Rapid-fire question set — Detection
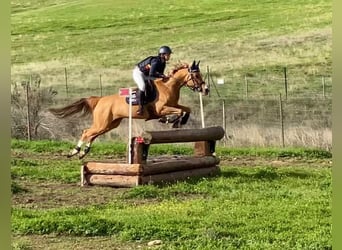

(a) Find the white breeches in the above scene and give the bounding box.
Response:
[132,67,146,91]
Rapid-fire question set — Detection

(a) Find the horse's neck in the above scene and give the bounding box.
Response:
[155,68,187,101]
[155,77,181,101]
[166,69,187,90]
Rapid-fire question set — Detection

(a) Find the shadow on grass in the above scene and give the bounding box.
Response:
[220,167,314,180]
[143,167,314,189]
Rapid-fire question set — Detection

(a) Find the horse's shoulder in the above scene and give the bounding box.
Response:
[154,79,165,85]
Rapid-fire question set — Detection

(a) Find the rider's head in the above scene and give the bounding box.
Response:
[158,46,172,61]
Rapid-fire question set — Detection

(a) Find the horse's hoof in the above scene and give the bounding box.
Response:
[67,148,79,158]
[172,122,181,128]
[159,117,168,123]
[78,151,87,159]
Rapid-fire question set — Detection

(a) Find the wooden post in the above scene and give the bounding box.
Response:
[283,67,288,100]
[131,137,149,164]
[206,65,210,97]
[279,94,285,147]
[25,77,31,141]
[194,141,212,156]
[322,76,325,99]
[245,75,248,100]
[64,67,69,98]
[222,100,227,145]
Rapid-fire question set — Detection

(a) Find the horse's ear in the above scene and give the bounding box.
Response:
[196,60,200,67]
[191,60,196,68]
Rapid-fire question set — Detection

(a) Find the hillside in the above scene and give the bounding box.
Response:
[11,0,332,85]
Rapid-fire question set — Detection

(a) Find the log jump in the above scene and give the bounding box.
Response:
[81,126,225,187]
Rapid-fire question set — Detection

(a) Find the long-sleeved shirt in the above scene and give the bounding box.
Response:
[137,56,166,78]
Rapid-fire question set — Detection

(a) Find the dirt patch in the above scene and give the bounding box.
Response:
[12,235,145,250]
[12,181,128,209]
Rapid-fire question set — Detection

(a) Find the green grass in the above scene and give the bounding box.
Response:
[11,139,332,249]
[11,139,331,159]
[11,0,331,81]
[11,158,79,183]
[12,166,331,249]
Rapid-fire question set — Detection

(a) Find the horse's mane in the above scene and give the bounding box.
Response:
[168,62,189,76]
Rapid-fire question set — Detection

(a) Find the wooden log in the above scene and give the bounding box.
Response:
[194,141,213,156]
[141,126,224,144]
[84,162,142,175]
[84,174,139,187]
[143,156,219,175]
[140,166,220,185]
[131,140,149,164]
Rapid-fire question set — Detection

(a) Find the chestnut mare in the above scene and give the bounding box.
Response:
[49,60,208,159]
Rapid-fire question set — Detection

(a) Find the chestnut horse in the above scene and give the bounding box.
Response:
[49,60,208,159]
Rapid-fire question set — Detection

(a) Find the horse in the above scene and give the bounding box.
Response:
[49,60,208,159]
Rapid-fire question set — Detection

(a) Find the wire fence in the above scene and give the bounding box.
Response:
[11,67,332,150]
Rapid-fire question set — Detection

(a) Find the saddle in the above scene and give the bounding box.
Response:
[125,80,157,105]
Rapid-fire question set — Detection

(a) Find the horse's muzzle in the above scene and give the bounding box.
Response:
[201,83,209,96]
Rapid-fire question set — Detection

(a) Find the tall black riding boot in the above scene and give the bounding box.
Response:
[137,91,145,115]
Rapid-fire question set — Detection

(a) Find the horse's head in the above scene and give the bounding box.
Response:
[185,60,209,96]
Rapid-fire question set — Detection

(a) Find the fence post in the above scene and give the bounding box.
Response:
[279,93,285,147]
[245,75,248,100]
[26,76,31,141]
[64,67,69,98]
[206,65,210,97]
[322,76,325,99]
[222,100,227,146]
[283,67,288,100]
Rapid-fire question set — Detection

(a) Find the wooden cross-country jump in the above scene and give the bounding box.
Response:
[81,126,225,187]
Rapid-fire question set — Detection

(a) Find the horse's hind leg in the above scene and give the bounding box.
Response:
[78,118,123,159]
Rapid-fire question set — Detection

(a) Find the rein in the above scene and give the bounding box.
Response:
[169,68,203,91]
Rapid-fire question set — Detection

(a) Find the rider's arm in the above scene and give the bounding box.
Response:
[149,58,165,78]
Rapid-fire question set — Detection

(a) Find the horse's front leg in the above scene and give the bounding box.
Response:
[158,105,190,128]
[175,105,191,125]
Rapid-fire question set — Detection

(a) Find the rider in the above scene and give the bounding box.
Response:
[132,45,172,115]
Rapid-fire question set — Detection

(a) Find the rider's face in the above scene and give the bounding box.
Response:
[163,53,171,61]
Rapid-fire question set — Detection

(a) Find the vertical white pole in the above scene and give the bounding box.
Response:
[128,88,133,164]
[199,92,205,128]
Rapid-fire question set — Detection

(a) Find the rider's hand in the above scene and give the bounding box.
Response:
[162,75,169,82]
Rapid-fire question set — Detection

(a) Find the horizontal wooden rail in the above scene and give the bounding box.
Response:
[141,126,225,144]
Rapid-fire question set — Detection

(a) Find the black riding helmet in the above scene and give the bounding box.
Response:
[159,46,172,55]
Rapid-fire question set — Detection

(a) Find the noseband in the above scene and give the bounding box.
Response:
[184,69,205,92]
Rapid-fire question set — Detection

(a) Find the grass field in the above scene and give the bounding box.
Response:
[11,0,331,93]
[11,140,332,249]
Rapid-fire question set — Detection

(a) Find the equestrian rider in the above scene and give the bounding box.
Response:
[132,45,172,115]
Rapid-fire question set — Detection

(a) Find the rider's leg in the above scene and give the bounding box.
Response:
[137,90,145,115]
[132,67,146,115]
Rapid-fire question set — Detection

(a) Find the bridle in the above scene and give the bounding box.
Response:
[183,68,205,92]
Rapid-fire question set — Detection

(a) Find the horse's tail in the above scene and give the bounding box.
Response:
[49,96,101,119]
